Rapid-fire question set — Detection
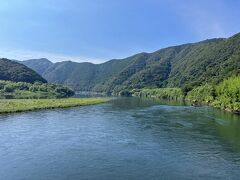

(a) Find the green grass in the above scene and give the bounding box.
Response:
[0,98,110,114]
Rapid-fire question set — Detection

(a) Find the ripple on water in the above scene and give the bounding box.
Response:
[0,98,240,180]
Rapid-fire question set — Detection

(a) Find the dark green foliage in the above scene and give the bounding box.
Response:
[119,90,132,97]
[181,85,194,96]
[0,80,75,99]
[21,33,240,94]
[54,86,75,98]
[0,58,47,83]
[4,84,14,93]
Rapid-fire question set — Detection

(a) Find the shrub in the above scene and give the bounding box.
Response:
[212,76,240,111]
[54,86,75,98]
[186,84,215,103]
[4,84,14,92]
[119,90,132,97]
[136,88,184,101]
[0,81,7,90]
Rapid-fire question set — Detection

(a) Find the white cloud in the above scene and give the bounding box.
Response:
[0,48,105,64]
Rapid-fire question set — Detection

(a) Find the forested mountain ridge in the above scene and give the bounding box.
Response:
[19,58,53,75]
[0,58,47,83]
[19,33,240,93]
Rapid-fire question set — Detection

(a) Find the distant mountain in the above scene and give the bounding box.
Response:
[0,58,47,83]
[19,58,53,75]
[20,33,240,93]
[42,59,133,92]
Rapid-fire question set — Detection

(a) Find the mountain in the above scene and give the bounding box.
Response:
[20,33,240,93]
[0,58,47,83]
[19,58,53,75]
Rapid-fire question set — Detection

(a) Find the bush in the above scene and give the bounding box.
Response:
[0,81,7,90]
[29,85,39,92]
[186,84,215,103]
[54,86,75,98]
[135,88,184,101]
[212,76,240,111]
[119,90,132,97]
[4,84,14,92]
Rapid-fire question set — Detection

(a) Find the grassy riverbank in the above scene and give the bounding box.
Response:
[132,76,240,114]
[0,98,110,114]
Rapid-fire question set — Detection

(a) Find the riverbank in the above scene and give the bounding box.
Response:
[0,80,75,99]
[132,88,184,101]
[0,98,110,114]
[131,76,240,114]
[133,88,240,114]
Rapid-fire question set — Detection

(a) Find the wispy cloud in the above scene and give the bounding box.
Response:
[0,48,105,64]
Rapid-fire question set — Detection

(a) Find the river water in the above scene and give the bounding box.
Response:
[0,97,240,180]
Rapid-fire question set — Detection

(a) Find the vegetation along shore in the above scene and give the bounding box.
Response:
[132,76,240,114]
[0,98,110,114]
[0,80,110,114]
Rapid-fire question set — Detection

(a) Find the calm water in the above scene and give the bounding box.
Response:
[0,97,240,180]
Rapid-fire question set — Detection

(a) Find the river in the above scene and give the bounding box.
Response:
[0,97,240,180]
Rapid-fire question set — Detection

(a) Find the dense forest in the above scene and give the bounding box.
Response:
[20,32,240,94]
[0,58,47,83]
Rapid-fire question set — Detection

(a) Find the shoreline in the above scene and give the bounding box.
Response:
[0,98,110,114]
[133,91,240,115]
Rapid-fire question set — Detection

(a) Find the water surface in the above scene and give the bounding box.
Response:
[0,97,240,180]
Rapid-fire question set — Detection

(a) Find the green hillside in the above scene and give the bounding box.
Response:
[0,58,47,83]
[42,58,132,92]
[19,58,53,75]
[21,33,240,93]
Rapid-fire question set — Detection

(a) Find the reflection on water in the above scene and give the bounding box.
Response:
[212,109,240,152]
[0,97,239,180]
[74,91,109,98]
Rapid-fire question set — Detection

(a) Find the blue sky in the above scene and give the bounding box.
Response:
[0,0,239,63]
